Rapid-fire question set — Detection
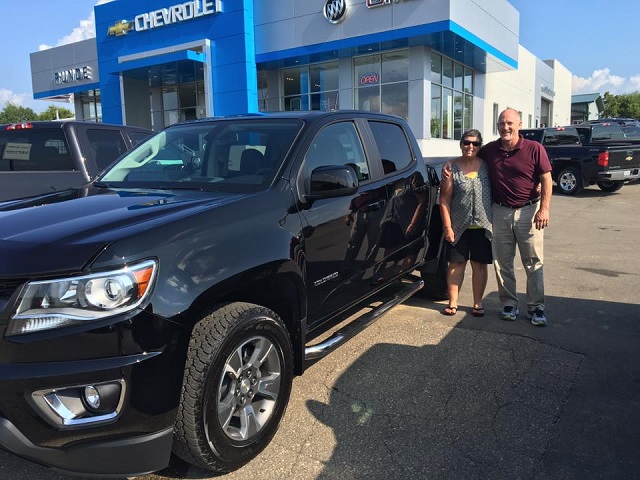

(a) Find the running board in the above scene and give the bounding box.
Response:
[304,274,423,362]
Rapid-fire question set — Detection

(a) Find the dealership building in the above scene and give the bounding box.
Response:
[29,0,572,157]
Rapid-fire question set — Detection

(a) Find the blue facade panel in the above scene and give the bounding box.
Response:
[94,0,258,122]
[33,82,100,100]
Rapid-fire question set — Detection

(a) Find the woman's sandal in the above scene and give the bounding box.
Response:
[472,306,485,317]
[442,306,458,316]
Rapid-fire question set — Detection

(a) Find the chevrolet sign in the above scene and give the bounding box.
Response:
[108,0,221,36]
[108,20,133,36]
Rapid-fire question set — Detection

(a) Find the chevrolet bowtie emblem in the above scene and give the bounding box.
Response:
[108,20,134,36]
[626,155,633,161]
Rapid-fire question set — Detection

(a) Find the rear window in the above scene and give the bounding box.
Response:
[590,125,626,142]
[521,130,543,143]
[622,125,640,140]
[0,128,74,171]
[543,129,580,146]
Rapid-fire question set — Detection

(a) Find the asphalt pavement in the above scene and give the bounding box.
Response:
[2,181,639,480]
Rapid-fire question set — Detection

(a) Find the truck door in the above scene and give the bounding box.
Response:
[298,121,380,324]
[300,119,421,326]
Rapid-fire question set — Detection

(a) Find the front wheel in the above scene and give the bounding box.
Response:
[173,302,294,473]
[597,180,624,193]
[556,167,583,195]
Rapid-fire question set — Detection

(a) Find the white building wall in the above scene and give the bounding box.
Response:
[483,45,537,142]
[253,0,518,62]
[547,59,572,126]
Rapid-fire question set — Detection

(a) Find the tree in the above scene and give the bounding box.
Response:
[0,103,38,123]
[602,91,640,119]
[38,105,74,121]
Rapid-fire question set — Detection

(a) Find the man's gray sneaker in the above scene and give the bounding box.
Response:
[528,308,547,326]
[501,306,519,321]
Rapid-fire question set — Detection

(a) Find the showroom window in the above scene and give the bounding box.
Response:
[80,89,102,122]
[430,53,474,140]
[281,61,339,112]
[354,50,409,120]
[149,60,205,130]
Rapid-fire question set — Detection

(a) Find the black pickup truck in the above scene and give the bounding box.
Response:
[0,111,446,476]
[520,124,640,194]
[0,121,152,201]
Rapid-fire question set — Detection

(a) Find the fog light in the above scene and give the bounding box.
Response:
[29,379,126,428]
[84,386,101,410]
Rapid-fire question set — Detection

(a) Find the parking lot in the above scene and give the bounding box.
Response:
[2,182,639,480]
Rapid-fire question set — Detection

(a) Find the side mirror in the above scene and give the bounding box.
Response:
[187,155,202,172]
[304,165,359,202]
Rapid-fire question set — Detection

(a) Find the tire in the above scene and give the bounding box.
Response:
[556,167,583,195]
[597,180,624,193]
[417,245,449,300]
[173,302,294,473]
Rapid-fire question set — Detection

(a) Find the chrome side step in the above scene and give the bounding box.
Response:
[304,274,423,362]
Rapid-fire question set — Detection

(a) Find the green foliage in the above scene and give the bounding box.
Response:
[0,103,38,123]
[602,92,640,119]
[0,102,75,124]
[37,105,74,121]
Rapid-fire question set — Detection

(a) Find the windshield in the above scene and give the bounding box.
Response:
[99,118,303,193]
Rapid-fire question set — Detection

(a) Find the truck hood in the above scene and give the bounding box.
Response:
[0,186,245,276]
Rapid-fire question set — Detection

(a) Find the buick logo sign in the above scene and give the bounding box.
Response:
[324,0,347,24]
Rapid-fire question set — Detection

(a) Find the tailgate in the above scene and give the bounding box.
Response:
[606,146,640,170]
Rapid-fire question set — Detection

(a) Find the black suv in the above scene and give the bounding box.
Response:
[0,111,445,476]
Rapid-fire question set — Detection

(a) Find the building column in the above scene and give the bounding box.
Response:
[408,45,430,153]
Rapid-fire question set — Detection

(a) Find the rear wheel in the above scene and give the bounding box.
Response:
[418,246,449,300]
[556,167,583,195]
[173,302,293,473]
[597,180,624,193]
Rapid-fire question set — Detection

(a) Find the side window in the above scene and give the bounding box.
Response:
[86,129,128,170]
[368,120,413,174]
[130,130,152,145]
[305,122,369,181]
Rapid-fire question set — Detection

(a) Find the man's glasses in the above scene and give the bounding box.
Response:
[461,140,482,147]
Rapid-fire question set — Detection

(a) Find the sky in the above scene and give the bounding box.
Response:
[1,0,639,113]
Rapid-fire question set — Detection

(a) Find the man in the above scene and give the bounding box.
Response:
[479,108,552,326]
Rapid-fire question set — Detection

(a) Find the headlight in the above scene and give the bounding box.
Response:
[7,259,157,336]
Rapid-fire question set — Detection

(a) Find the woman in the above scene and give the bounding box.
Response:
[439,129,493,316]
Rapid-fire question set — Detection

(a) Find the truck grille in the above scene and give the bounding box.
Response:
[0,279,25,313]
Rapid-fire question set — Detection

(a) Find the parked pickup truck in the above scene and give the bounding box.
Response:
[0,120,153,201]
[520,125,640,194]
[0,111,446,477]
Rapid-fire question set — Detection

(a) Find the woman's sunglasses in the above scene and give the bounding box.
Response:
[461,140,482,147]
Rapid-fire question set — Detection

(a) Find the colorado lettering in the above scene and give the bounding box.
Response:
[135,0,219,32]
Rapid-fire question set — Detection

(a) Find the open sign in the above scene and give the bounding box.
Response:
[359,73,379,85]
